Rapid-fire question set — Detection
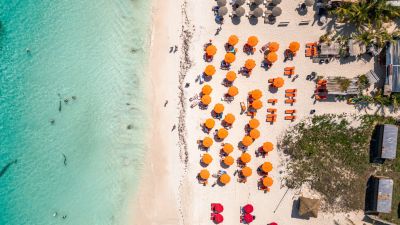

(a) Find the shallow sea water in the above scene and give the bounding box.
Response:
[0,0,151,224]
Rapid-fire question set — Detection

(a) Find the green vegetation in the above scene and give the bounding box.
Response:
[357,74,370,91]
[279,114,400,223]
[334,77,351,92]
[352,91,400,111]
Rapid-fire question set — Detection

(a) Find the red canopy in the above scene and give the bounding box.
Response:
[213,213,224,223]
[212,203,224,213]
[243,213,254,223]
[243,204,254,213]
[269,223,278,225]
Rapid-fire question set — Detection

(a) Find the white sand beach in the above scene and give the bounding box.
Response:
[132,0,396,224]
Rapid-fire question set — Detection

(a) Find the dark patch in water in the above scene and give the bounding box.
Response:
[0,159,18,178]
[62,153,67,166]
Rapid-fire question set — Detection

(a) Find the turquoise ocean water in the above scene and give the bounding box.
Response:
[0,0,151,224]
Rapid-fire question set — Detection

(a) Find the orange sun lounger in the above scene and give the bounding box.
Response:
[285,99,296,104]
[284,116,296,121]
[285,93,296,98]
[267,108,277,113]
[285,109,296,114]
[285,89,297,93]
[267,98,277,104]
[284,67,295,76]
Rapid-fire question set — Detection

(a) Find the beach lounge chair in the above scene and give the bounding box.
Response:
[305,48,312,57]
[267,98,277,104]
[285,109,296,114]
[284,67,295,76]
[285,89,297,93]
[284,116,296,121]
[285,99,296,104]
[285,93,296,98]
[268,78,274,83]
[266,117,276,123]
[240,102,247,113]
[191,101,199,108]
[267,108,277,113]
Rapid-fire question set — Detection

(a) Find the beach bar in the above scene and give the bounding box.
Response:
[365,176,394,214]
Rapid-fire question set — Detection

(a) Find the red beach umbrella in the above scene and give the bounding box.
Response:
[213,203,224,213]
[213,213,224,223]
[269,223,278,225]
[243,213,254,223]
[243,204,254,213]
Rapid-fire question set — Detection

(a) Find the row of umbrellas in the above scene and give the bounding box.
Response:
[216,0,283,17]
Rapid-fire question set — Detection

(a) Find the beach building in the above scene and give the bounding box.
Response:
[365,176,394,214]
[384,39,400,95]
[371,124,398,161]
[319,43,341,57]
[298,197,321,218]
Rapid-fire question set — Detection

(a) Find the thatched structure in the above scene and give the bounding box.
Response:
[298,197,320,218]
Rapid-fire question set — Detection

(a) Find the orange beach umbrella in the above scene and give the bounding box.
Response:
[228,35,239,46]
[224,113,235,125]
[240,152,252,163]
[241,166,252,177]
[272,77,284,88]
[202,84,212,95]
[262,176,273,187]
[206,45,217,56]
[213,103,224,114]
[222,143,234,154]
[248,118,260,129]
[242,136,253,147]
[203,137,213,148]
[227,86,239,97]
[226,71,237,82]
[223,156,234,166]
[247,36,259,47]
[250,89,262,100]
[250,129,260,139]
[201,95,211,105]
[204,118,215,129]
[261,162,273,173]
[204,65,216,76]
[217,128,228,139]
[202,153,213,165]
[262,142,273,153]
[245,59,256,70]
[219,173,231,184]
[224,53,236,64]
[266,52,278,63]
[199,169,210,179]
[251,100,263,110]
[289,41,300,52]
[269,42,279,52]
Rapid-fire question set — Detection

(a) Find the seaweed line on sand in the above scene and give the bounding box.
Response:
[177,0,193,224]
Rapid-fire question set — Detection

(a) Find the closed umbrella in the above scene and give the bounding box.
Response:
[202,153,213,165]
[228,35,239,46]
[227,86,239,97]
[206,45,217,56]
[245,59,256,70]
[262,142,274,152]
[217,0,227,7]
[251,7,263,18]
[272,0,281,4]
[204,65,216,76]
[223,155,234,166]
[226,71,237,82]
[224,52,236,63]
[204,118,215,129]
[234,6,245,17]
[219,174,231,184]
[241,166,252,177]
[248,118,260,129]
[202,84,212,95]
[214,103,224,114]
[266,52,278,63]
[222,143,234,154]
[224,113,235,124]
[242,136,253,146]
[201,95,211,105]
[240,152,251,163]
[203,137,213,148]
[305,0,314,6]
[243,204,254,213]
[250,129,260,139]
[261,162,273,173]
[272,7,282,17]
[250,89,262,99]
[199,169,210,179]
[218,6,228,16]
